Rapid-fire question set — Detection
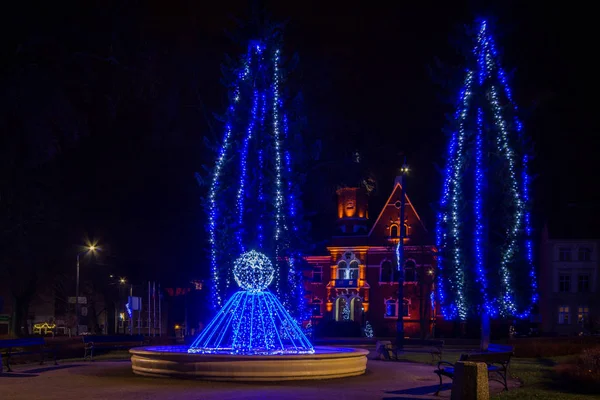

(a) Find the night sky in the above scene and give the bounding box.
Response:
[3,1,596,285]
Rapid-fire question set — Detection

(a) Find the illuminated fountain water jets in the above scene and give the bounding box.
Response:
[188,250,314,355]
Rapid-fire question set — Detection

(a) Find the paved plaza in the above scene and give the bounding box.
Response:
[1,354,519,400]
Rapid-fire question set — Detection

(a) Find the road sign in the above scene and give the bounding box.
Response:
[128,296,142,311]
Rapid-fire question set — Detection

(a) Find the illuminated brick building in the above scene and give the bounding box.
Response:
[304,177,437,337]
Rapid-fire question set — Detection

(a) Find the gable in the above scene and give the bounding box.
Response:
[368,182,428,245]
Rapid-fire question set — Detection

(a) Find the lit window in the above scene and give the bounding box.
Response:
[558,306,570,324]
[578,306,589,324]
[349,260,359,280]
[337,261,348,279]
[578,275,590,292]
[385,299,397,318]
[578,247,592,262]
[559,275,571,292]
[337,254,360,280]
[559,248,572,262]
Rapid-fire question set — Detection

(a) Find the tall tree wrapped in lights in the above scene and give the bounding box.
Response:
[436,20,538,329]
[204,24,309,322]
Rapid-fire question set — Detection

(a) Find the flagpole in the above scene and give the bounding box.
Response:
[148,281,151,337]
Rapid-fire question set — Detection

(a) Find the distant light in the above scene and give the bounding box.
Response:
[120,278,126,284]
[88,245,96,251]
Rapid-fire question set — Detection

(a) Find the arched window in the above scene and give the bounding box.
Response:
[350,296,363,321]
[385,299,397,318]
[404,260,416,282]
[390,225,398,238]
[380,260,394,282]
[335,296,351,321]
[337,261,348,279]
[349,260,359,280]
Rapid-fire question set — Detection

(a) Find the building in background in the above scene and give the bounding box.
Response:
[539,215,600,336]
[304,177,436,338]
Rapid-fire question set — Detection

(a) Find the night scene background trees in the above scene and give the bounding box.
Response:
[436,20,538,325]
[202,18,310,320]
[0,1,596,335]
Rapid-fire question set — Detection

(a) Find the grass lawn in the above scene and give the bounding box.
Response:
[397,351,597,400]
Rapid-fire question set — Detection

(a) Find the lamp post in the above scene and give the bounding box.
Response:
[76,245,97,336]
[396,160,409,351]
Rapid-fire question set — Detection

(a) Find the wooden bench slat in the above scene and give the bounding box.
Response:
[0,338,58,373]
[377,339,445,362]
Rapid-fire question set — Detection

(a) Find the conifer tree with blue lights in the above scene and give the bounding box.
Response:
[436,20,538,325]
[203,22,309,323]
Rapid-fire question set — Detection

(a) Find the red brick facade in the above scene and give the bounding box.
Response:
[303,179,437,338]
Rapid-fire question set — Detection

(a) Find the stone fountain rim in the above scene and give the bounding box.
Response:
[129,345,369,360]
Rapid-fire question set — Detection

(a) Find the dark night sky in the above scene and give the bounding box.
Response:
[3,1,596,284]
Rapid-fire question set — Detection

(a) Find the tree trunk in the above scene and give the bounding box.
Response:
[480,311,490,351]
[419,275,427,339]
[11,295,32,337]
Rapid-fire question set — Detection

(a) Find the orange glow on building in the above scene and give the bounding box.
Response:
[303,178,437,337]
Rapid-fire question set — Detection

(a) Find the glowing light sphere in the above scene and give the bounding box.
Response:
[233,250,274,292]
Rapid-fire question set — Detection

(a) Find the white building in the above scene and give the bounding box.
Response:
[540,224,600,335]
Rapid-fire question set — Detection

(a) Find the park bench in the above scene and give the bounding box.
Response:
[0,337,58,373]
[83,334,147,360]
[376,339,444,362]
[433,346,513,395]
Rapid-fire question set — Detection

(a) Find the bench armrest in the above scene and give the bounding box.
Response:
[436,361,454,370]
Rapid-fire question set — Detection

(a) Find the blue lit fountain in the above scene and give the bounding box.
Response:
[129,251,367,380]
[188,250,314,355]
[129,32,368,381]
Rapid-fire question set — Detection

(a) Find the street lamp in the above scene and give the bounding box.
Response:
[396,159,409,351]
[76,244,99,335]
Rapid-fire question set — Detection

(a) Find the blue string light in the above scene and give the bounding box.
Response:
[236,88,259,252]
[207,38,307,321]
[272,48,284,298]
[257,91,267,249]
[436,19,537,320]
[188,251,313,355]
[474,107,491,315]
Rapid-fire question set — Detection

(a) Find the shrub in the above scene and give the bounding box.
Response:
[555,346,600,393]
[509,337,600,358]
[580,346,600,375]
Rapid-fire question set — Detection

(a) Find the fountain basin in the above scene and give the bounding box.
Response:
[130,345,368,381]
